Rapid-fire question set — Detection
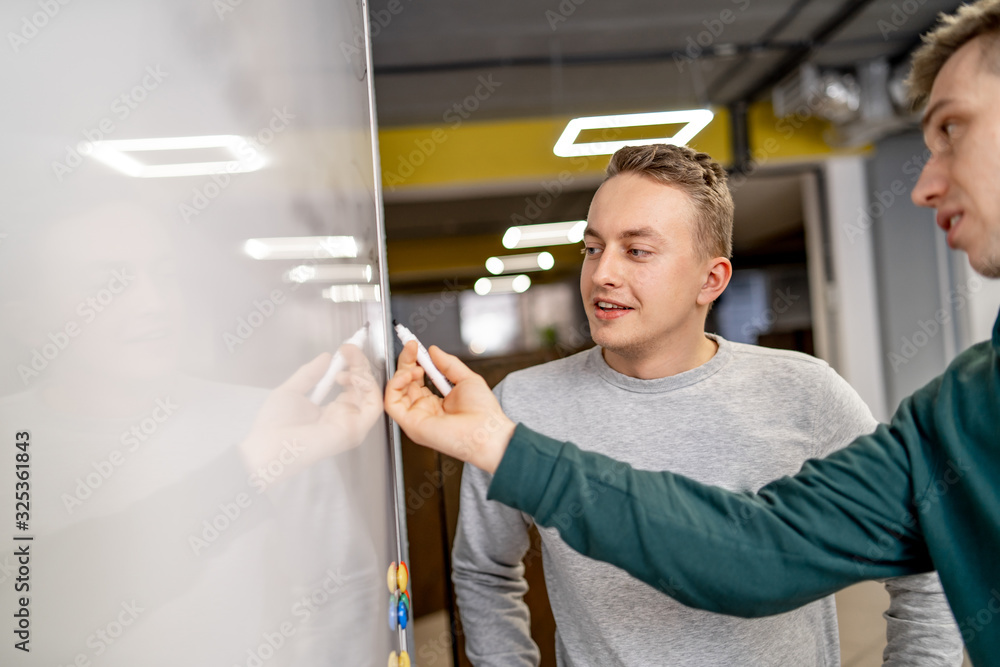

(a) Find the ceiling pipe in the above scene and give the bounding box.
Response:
[738,0,880,104]
[374,42,809,76]
[706,0,816,101]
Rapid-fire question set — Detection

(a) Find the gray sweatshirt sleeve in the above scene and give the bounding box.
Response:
[882,573,965,665]
[812,367,963,666]
[451,381,540,667]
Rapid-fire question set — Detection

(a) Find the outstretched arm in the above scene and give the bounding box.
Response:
[486,421,933,618]
[386,345,934,618]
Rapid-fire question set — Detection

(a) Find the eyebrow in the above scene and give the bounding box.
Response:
[921,98,952,131]
[583,226,665,242]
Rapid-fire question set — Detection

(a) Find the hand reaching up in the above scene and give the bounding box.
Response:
[239,344,382,487]
[384,341,514,474]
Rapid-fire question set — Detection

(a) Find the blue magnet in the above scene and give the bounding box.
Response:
[397,598,409,630]
[388,593,399,631]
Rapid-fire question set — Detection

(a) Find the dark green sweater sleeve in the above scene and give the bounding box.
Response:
[488,418,935,618]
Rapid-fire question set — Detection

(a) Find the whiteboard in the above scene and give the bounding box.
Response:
[0,1,409,664]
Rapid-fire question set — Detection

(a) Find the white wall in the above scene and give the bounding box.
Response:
[804,157,889,421]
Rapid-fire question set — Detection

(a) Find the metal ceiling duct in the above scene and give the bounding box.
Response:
[772,58,918,148]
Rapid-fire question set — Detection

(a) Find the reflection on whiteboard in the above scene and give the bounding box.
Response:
[0,1,404,665]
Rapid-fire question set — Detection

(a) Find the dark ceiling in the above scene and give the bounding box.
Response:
[370,0,961,126]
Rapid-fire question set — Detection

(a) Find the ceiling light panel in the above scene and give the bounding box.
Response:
[502,221,586,249]
[553,109,714,157]
[86,135,265,178]
[243,237,359,260]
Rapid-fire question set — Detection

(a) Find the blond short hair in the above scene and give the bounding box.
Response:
[604,144,733,260]
[908,0,1000,108]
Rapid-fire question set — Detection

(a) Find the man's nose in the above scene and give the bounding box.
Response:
[912,154,947,208]
[591,251,623,287]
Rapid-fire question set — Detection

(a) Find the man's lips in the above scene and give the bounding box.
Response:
[936,210,963,247]
[593,299,634,320]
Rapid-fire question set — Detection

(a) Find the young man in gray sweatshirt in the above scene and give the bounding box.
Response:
[450,144,962,666]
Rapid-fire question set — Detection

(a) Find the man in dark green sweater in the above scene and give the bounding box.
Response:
[385,1,1000,664]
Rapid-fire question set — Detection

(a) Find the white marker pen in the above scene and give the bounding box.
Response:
[393,321,453,396]
[309,323,369,404]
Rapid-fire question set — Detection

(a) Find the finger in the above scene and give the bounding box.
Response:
[386,364,423,394]
[335,368,373,386]
[335,369,378,397]
[338,343,371,372]
[428,345,481,385]
[336,349,375,381]
[397,340,419,370]
[404,378,434,405]
[385,365,424,410]
[386,366,437,422]
[385,381,410,420]
[332,374,383,412]
[278,352,334,394]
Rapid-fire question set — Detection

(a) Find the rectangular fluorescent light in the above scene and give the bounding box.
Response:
[474,275,531,295]
[285,264,373,284]
[85,135,266,178]
[244,237,359,260]
[322,284,382,303]
[553,109,714,157]
[486,252,554,275]
[502,220,586,249]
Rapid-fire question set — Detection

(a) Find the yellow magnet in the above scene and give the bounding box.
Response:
[388,651,398,667]
[397,561,409,592]
[399,651,411,667]
[387,562,398,593]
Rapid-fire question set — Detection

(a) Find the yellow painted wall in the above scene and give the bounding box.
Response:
[379,108,731,193]
[377,102,861,193]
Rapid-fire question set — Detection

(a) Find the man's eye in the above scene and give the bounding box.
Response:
[582,247,600,256]
[629,249,651,257]
[927,124,952,153]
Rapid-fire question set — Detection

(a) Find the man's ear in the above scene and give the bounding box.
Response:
[697,257,732,306]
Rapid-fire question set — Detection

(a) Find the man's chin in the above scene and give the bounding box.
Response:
[969,253,1000,279]
[594,334,646,360]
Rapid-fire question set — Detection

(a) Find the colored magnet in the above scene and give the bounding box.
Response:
[397,598,409,630]
[400,591,411,610]
[388,593,399,631]
[399,651,411,667]
[388,651,398,667]
[397,562,409,592]
[387,562,398,593]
